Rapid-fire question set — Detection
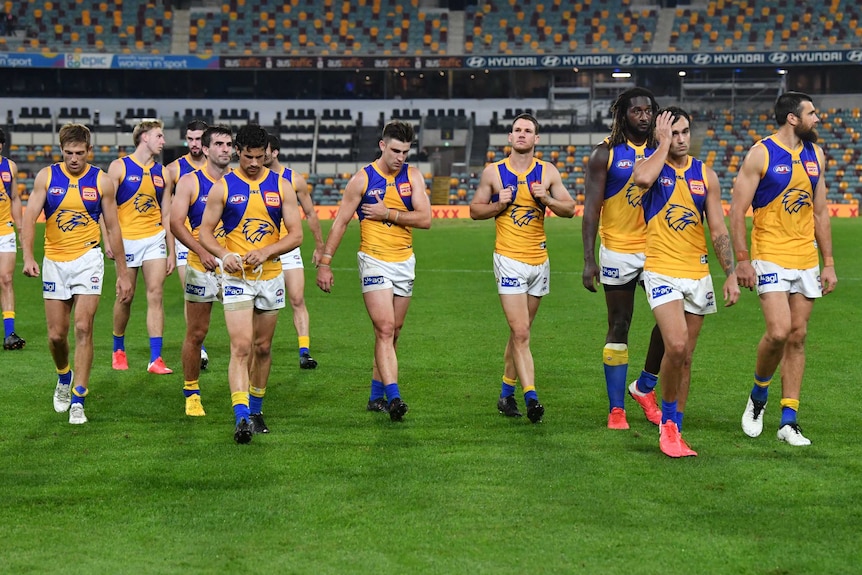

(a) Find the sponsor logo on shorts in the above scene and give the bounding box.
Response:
[773,164,791,175]
[651,285,673,299]
[706,291,714,300]
[500,277,520,288]
[398,182,412,197]
[0,171,11,183]
[602,267,620,278]
[363,276,385,286]
[125,254,134,262]
[275,288,284,297]
[275,297,284,304]
[804,162,819,177]
[185,284,206,296]
[49,186,65,195]
[223,286,244,296]
[90,276,99,283]
[758,273,778,286]
[263,191,281,207]
[127,175,142,183]
[82,187,98,201]
[152,175,165,187]
[43,281,56,292]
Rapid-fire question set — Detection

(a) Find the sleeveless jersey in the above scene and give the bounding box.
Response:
[277,166,298,239]
[491,157,548,266]
[600,139,654,253]
[186,169,225,272]
[357,162,415,263]
[116,155,166,240]
[220,167,285,280]
[750,135,821,269]
[0,157,13,231]
[43,163,103,262]
[643,156,710,279]
[174,154,204,183]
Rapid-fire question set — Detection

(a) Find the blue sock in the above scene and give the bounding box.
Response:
[369,379,385,401]
[149,337,163,363]
[299,346,309,356]
[661,399,677,426]
[780,406,797,427]
[604,364,627,411]
[249,394,263,414]
[637,371,658,393]
[384,383,400,401]
[674,411,684,432]
[3,316,13,338]
[751,373,771,403]
[524,389,538,404]
[201,344,207,353]
[113,333,125,352]
[58,369,73,386]
[71,385,87,406]
[500,382,516,397]
[233,403,250,425]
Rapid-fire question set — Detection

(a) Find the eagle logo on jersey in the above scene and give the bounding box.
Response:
[510,206,540,227]
[134,194,157,213]
[781,188,811,214]
[242,218,275,244]
[55,209,89,232]
[215,225,226,239]
[625,183,645,207]
[664,204,698,231]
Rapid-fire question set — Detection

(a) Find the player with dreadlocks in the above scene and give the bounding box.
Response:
[582,87,666,430]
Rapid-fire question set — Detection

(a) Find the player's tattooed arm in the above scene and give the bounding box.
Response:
[713,233,735,277]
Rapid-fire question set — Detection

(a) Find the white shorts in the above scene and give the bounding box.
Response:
[280,247,304,270]
[753,260,822,299]
[357,251,415,297]
[599,245,645,286]
[184,265,222,303]
[0,230,15,253]
[221,274,285,311]
[175,238,189,267]
[643,270,717,315]
[493,252,550,297]
[42,248,104,300]
[123,229,167,268]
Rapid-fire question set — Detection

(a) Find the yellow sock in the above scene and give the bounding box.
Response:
[502,375,518,386]
[298,335,310,350]
[780,398,800,411]
[231,391,249,408]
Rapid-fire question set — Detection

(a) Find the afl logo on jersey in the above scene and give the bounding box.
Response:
[773,164,791,174]
[398,182,413,197]
[368,188,384,200]
[81,187,98,201]
[659,176,675,188]
[152,175,165,187]
[615,159,634,169]
[689,180,705,195]
[229,195,247,204]
[263,191,281,207]
[804,162,819,177]
[49,186,65,195]
[127,175,142,183]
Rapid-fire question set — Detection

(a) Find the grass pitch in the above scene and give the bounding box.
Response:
[2,218,860,574]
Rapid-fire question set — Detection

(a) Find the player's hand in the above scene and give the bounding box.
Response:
[165,256,175,276]
[723,273,740,307]
[821,265,837,295]
[360,201,389,221]
[104,244,115,260]
[582,261,600,292]
[220,253,244,273]
[311,247,321,267]
[243,249,267,268]
[735,260,756,290]
[116,275,133,303]
[200,252,218,272]
[530,182,549,203]
[498,185,514,205]
[23,258,40,278]
[654,110,675,145]
[316,266,334,292]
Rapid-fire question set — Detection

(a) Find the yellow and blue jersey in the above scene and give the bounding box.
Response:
[750,135,821,269]
[600,139,654,253]
[643,156,709,279]
[186,169,225,272]
[220,167,284,280]
[43,163,104,262]
[116,156,166,240]
[174,154,201,183]
[357,162,415,263]
[0,157,13,230]
[491,157,548,266]
[277,166,298,239]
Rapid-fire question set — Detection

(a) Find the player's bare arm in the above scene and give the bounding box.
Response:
[99,172,132,302]
[469,165,508,220]
[704,166,739,307]
[582,143,610,292]
[360,167,431,229]
[293,173,325,263]
[729,143,764,290]
[533,164,575,218]
[316,170,366,292]
[199,180,239,272]
[8,159,21,230]
[632,110,674,189]
[811,145,837,295]
[160,175,175,275]
[244,180,302,268]
[21,167,50,277]
[171,172,217,271]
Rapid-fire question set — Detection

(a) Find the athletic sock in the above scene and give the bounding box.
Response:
[500,375,517,398]
[231,391,250,425]
[751,373,771,403]
[298,335,310,357]
[780,398,799,427]
[71,385,88,406]
[661,399,677,426]
[523,384,538,405]
[3,311,15,338]
[603,344,628,411]
[674,411,684,432]
[636,370,659,394]
[183,380,200,398]
[113,332,125,352]
[57,365,72,386]
[249,386,266,414]
[369,379,385,401]
[384,383,401,401]
[149,337,163,363]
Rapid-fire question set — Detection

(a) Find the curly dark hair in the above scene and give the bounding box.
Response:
[234,124,268,152]
[608,87,660,148]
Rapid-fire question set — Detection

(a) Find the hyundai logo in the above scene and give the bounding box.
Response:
[466,56,486,68]
[769,52,789,64]
[692,53,712,65]
[541,56,561,67]
[616,54,636,66]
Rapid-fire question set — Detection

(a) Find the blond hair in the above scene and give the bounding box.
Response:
[133,119,164,146]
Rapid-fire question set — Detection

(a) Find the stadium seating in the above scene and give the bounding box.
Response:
[4,0,172,53]
[464,0,657,54]
[188,0,448,55]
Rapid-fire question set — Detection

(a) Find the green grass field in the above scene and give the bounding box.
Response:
[2,218,860,574]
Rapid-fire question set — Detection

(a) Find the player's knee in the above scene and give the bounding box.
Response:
[0,269,13,288]
[663,338,687,364]
[373,319,396,340]
[510,325,531,346]
[608,316,631,340]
